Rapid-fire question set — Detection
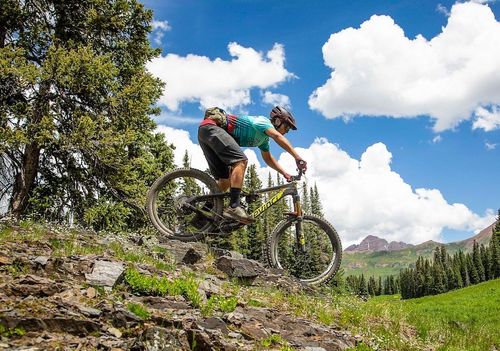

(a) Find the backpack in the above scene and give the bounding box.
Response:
[204,107,227,128]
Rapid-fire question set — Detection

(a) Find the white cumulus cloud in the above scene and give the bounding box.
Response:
[151,20,171,46]
[148,43,295,112]
[309,1,500,132]
[473,105,500,131]
[155,126,495,246]
[261,91,291,109]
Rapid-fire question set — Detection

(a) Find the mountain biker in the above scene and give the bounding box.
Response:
[198,106,307,224]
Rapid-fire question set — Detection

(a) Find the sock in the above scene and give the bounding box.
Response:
[229,187,241,208]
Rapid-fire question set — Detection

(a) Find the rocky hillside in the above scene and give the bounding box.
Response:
[0,220,358,351]
[344,235,413,253]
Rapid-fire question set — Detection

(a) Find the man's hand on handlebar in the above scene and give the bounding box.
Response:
[296,159,307,172]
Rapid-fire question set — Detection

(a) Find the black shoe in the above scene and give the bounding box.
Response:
[223,206,255,224]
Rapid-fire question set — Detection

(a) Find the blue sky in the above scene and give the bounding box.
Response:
[143,0,499,245]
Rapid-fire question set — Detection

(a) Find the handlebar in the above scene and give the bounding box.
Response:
[288,169,304,182]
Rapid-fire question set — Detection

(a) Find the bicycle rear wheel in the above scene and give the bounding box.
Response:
[146,168,223,241]
[266,214,342,285]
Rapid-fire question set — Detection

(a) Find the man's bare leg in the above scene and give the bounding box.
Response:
[223,159,253,222]
[230,160,247,189]
[217,178,231,192]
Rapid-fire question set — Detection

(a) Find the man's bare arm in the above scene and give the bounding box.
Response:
[265,128,302,160]
[261,150,290,179]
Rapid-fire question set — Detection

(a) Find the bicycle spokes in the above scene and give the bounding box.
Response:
[275,218,337,281]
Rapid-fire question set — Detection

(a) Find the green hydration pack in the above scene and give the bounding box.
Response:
[204,107,227,128]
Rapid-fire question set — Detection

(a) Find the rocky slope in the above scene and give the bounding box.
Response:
[0,221,358,351]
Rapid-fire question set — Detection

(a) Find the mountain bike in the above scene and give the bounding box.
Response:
[146,168,342,285]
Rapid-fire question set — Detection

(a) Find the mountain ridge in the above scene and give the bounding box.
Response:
[342,220,498,277]
[345,220,497,254]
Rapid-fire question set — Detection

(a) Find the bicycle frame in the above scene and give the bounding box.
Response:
[252,181,306,251]
[250,181,302,219]
[193,180,306,250]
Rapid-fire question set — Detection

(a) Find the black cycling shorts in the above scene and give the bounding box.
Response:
[198,124,247,180]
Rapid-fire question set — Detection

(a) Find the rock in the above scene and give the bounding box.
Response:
[186,329,213,351]
[240,322,270,340]
[199,278,221,297]
[197,317,228,335]
[0,255,13,265]
[0,316,100,336]
[33,256,49,266]
[305,347,328,351]
[85,260,124,288]
[132,326,190,351]
[228,331,242,339]
[86,287,97,299]
[108,327,122,338]
[3,275,65,297]
[77,305,102,318]
[210,247,244,259]
[137,296,191,310]
[164,240,207,264]
[182,248,203,264]
[108,307,142,328]
[215,256,265,278]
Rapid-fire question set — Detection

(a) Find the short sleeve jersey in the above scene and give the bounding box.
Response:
[227,115,274,152]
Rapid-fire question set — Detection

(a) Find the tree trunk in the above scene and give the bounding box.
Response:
[10,143,41,218]
[9,82,49,218]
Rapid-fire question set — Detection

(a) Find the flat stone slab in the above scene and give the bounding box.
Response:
[215,256,265,278]
[85,260,124,288]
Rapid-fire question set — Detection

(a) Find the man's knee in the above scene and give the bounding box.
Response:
[232,159,248,169]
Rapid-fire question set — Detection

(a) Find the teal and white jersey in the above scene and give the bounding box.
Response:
[227,115,274,152]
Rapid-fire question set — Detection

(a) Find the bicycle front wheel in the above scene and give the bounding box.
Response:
[266,214,342,285]
[146,168,223,241]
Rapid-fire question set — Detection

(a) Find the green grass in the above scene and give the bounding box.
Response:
[342,279,500,350]
[397,279,500,350]
[109,241,175,271]
[201,294,238,316]
[124,267,202,308]
[0,324,26,338]
[127,302,151,320]
[236,279,499,351]
[260,334,294,350]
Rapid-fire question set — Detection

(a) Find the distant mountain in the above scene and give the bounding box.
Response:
[345,235,413,253]
[342,220,498,277]
[457,221,496,249]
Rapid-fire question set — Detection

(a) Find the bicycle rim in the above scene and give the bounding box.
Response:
[146,168,223,241]
[268,215,342,285]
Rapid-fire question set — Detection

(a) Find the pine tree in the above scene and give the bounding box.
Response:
[472,240,486,282]
[467,253,480,285]
[480,244,492,281]
[181,151,200,195]
[1,0,173,229]
[367,276,377,296]
[384,276,393,295]
[244,165,264,260]
[302,183,310,213]
[491,211,500,278]
[458,251,469,287]
[359,274,368,297]
[311,183,324,217]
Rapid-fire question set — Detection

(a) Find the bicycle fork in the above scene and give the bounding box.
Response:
[293,194,306,253]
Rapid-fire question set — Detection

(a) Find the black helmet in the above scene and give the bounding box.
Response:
[270,106,297,130]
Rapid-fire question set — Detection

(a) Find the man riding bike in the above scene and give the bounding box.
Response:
[198,105,307,224]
